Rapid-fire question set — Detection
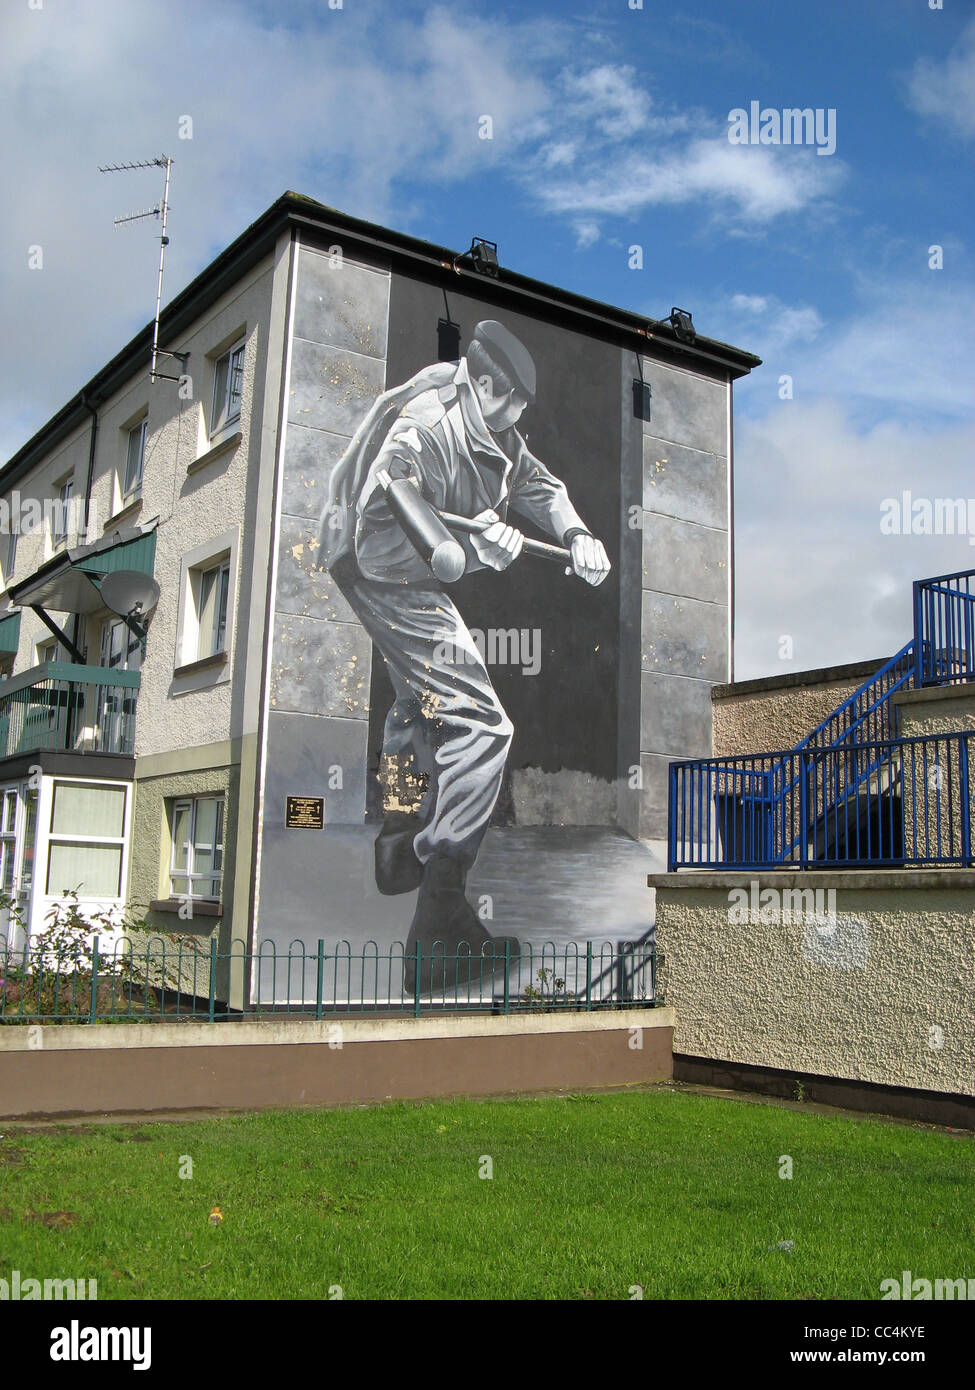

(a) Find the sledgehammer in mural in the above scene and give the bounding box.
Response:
[317,320,611,991]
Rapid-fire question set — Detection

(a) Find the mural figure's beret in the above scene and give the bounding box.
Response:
[471,320,536,403]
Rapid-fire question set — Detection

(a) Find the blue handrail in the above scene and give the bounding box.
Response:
[669,567,975,871]
[913,569,975,686]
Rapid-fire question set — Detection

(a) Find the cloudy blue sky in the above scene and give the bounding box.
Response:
[3,0,972,677]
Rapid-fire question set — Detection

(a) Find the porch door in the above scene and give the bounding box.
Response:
[98,618,141,752]
[0,784,38,951]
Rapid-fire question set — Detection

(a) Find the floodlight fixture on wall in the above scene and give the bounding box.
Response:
[452,237,500,277]
[667,307,695,343]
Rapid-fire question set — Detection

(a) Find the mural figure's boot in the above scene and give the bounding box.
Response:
[403,853,519,995]
[374,811,424,895]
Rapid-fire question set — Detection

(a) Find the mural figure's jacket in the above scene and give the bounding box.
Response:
[318,358,587,584]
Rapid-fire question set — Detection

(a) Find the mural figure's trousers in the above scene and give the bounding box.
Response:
[334,561,513,867]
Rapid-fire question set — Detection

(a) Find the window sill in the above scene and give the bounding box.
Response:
[173,649,229,679]
[189,429,242,476]
[149,897,222,917]
[104,495,142,530]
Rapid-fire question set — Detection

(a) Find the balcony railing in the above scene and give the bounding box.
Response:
[914,568,975,686]
[669,732,974,870]
[0,661,140,759]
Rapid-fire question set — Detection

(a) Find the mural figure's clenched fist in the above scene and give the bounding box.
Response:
[567,533,611,586]
[470,509,525,570]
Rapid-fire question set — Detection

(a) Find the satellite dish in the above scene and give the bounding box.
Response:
[100,570,161,619]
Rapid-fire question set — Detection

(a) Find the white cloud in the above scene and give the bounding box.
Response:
[571,220,602,250]
[731,294,768,313]
[733,400,975,679]
[907,15,975,140]
[725,265,975,678]
[789,277,974,424]
[721,294,824,356]
[531,136,846,226]
[561,64,652,138]
[721,270,975,430]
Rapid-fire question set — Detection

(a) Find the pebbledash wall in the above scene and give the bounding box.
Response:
[653,680,975,1107]
[711,658,889,758]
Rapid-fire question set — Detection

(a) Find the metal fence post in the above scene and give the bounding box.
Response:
[413,941,422,1018]
[88,937,99,1024]
[503,939,510,1016]
[667,763,677,871]
[208,938,217,1023]
[316,940,325,1020]
[961,737,972,866]
[585,942,593,1011]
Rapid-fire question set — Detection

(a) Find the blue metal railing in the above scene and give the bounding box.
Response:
[914,568,975,687]
[669,643,918,870]
[669,568,975,871]
[669,731,973,870]
[799,641,915,751]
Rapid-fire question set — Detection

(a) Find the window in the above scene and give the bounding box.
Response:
[193,557,230,661]
[4,525,17,585]
[100,616,141,673]
[210,340,245,437]
[0,788,17,899]
[170,795,224,900]
[38,638,62,665]
[175,530,237,677]
[122,417,147,502]
[52,475,74,547]
[45,781,127,900]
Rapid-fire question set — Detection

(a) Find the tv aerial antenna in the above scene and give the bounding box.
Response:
[97,154,188,384]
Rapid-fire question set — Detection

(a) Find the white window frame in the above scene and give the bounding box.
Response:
[0,786,18,900]
[196,558,230,660]
[43,778,130,904]
[210,337,245,440]
[169,794,225,901]
[37,637,62,666]
[4,521,17,587]
[174,529,239,679]
[51,474,74,548]
[121,414,148,504]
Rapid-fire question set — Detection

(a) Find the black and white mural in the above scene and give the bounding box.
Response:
[318,320,611,992]
[254,241,731,1003]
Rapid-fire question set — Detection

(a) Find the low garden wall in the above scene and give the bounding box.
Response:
[650,868,975,1099]
[0,1008,674,1119]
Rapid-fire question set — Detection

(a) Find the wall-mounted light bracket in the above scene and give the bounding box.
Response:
[452,237,499,277]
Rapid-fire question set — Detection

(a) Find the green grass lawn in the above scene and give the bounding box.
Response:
[1,1087,972,1300]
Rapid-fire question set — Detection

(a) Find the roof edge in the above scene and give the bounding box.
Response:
[4,192,762,488]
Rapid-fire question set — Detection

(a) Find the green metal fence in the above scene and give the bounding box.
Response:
[0,934,658,1024]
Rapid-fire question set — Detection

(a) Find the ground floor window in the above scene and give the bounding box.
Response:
[170,795,224,900]
[46,781,127,899]
[0,788,17,899]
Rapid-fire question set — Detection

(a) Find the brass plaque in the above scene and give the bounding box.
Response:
[285,796,324,829]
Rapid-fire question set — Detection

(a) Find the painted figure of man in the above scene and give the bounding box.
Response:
[318,321,610,988]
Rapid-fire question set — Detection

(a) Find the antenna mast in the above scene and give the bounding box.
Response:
[98,155,188,383]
